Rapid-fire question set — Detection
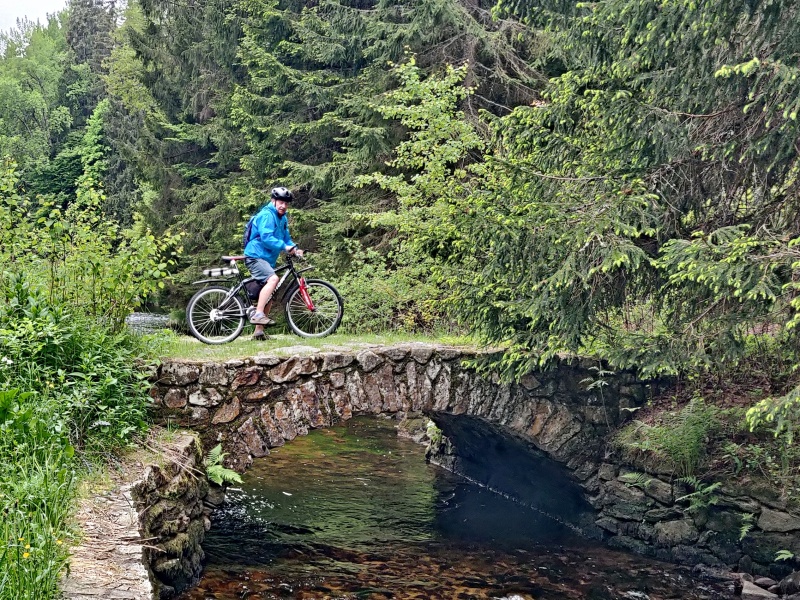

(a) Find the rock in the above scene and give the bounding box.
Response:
[356,350,383,372]
[758,508,800,533]
[654,520,699,546]
[259,406,286,447]
[380,347,409,361]
[199,364,228,386]
[190,407,209,421]
[253,355,281,366]
[642,478,673,505]
[598,463,616,481]
[161,362,200,385]
[268,357,317,383]
[643,507,684,523]
[410,346,434,363]
[164,388,188,409]
[329,371,346,388]
[230,366,262,390]
[754,577,777,588]
[320,352,355,371]
[519,373,541,390]
[741,580,778,599]
[237,416,269,457]
[780,572,800,595]
[211,398,241,424]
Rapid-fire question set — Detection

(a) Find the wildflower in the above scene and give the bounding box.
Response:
[22,552,29,559]
[17,537,24,542]
[55,539,63,545]
[25,544,30,550]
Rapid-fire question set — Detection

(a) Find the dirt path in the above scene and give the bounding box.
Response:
[61,469,153,600]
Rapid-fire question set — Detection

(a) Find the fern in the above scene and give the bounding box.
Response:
[738,513,754,541]
[203,444,242,486]
[775,549,795,562]
[676,477,720,513]
[619,472,653,491]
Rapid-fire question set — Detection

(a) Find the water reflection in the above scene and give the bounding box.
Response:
[180,417,731,600]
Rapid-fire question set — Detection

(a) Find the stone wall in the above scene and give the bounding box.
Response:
[131,434,220,599]
[592,464,800,579]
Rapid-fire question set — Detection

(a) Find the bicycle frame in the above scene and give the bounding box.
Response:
[191,255,316,316]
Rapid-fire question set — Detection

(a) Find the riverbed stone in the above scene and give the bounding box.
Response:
[758,508,800,533]
[211,398,241,424]
[742,580,779,599]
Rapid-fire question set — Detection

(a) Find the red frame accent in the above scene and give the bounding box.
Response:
[298,278,315,310]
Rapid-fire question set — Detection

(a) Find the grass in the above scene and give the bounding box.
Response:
[160,331,477,361]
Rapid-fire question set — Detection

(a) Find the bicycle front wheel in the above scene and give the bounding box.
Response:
[285,279,343,338]
[187,286,246,344]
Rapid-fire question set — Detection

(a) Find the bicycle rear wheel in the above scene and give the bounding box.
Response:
[285,279,343,338]
[187,286,246,344]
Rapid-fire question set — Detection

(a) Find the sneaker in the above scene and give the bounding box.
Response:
[249,311,270,325]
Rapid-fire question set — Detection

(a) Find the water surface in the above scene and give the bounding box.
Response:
[180,417,731,600]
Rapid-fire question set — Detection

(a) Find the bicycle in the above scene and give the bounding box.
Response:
[186,254,344,344]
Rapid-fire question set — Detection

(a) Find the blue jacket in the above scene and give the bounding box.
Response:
[244,203,295,267]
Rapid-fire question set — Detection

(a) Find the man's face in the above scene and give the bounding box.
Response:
[273,199,288,216]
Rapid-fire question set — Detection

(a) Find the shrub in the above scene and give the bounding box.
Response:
[615,397,720,477]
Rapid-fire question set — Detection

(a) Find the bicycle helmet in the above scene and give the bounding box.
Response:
[271,186,294,202]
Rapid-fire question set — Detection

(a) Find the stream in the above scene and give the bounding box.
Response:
[178,417,732,600]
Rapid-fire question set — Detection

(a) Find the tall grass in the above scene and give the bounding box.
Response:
[0,160,171,598]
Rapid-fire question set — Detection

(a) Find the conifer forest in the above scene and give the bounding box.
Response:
[2,0,800,597]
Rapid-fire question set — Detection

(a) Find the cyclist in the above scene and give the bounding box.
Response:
[244,186,304,340]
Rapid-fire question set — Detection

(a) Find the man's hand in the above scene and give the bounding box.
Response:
[295,248,304,258]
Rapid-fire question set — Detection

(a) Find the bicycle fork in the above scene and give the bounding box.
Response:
[298,277,315,311]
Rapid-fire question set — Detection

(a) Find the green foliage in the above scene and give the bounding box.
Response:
[739,513,755,541]
[776,549,796,562]
[0,159,169,599]
[675,477,721,514]
[615,397,720,477]
[359,0,800,379]
[747,386,800,444]
[204,444,243,486]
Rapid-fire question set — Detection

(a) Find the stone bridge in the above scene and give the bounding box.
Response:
[150,343,800,578]
[150,344,649,477]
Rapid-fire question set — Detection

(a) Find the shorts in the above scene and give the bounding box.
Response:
[244,257,276,282]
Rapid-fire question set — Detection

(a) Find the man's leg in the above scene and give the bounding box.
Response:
[256,274,279,316]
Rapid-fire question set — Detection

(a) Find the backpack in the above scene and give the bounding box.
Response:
[242,215,256,251]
